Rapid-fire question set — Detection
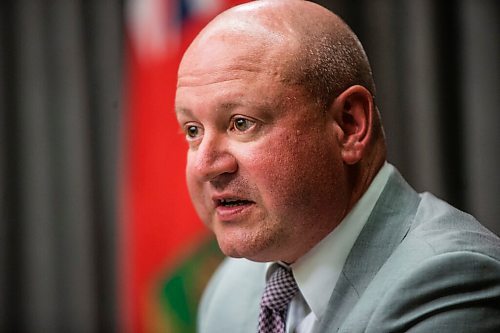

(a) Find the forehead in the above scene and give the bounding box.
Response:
[177,42,280,109]
[180,36,283,84]
[175,70,291,121]
[175,21,309,117]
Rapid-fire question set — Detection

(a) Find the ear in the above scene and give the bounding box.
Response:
[330,85,374,165]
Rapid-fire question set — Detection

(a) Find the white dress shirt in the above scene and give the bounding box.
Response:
[265,162,393,333]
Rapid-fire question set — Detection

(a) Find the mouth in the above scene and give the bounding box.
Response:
[216,198,254,208]
[212,196,255,221]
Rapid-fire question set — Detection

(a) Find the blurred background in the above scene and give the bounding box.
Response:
[0,0,498,332]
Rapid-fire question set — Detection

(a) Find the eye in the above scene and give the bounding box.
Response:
[184,124,203,140]
[231,116,256,133]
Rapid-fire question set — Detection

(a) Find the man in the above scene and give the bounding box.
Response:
[175,0,500,332]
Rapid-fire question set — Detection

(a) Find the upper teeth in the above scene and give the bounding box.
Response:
[220,198,239,204]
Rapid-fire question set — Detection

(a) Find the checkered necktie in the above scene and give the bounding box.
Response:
[258,265,299,333]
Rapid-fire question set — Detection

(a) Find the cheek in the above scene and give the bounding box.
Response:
[185,158,196,198]
[185,160,210,221]
[246,139,314,200]
[246,131,340,214]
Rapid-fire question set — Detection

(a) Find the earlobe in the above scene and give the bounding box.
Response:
[332,85,374,165]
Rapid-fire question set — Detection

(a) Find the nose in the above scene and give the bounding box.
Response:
[188,134,238,183]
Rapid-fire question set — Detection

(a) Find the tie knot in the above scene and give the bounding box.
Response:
[260,265,299,312]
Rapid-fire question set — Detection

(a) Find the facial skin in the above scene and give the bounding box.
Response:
[175,0,385,263]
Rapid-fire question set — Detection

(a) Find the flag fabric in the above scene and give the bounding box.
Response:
[122,0,245,332]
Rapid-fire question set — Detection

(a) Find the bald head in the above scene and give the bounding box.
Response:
[180,0,376,108]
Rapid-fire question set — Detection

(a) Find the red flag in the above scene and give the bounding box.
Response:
[121,0,245,332]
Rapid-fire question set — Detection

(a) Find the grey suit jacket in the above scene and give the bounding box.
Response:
[198,169,500,332]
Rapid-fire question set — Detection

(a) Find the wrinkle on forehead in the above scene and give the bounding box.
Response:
[178,28,294,88]
[178,70,254,88]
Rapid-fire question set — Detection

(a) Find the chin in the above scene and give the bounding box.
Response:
[215,236,268,262]
[217,239,285,263]
[217,240,250,259]
[212,218,286,262]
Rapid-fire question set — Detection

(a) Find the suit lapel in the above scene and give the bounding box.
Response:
[314,169,421,332]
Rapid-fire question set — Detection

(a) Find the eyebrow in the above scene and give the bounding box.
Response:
[175,102,244,116]
[175,106,192,116]
[216,102,242,112]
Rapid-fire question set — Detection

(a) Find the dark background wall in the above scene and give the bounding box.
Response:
[1,0,498,332]
[0,1,123,331]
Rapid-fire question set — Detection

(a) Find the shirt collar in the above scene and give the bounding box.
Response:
[266,162,393,319]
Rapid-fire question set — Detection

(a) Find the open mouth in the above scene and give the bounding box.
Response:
[217,198,254,207]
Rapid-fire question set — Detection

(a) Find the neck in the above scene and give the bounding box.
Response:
[346,149,386,212]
